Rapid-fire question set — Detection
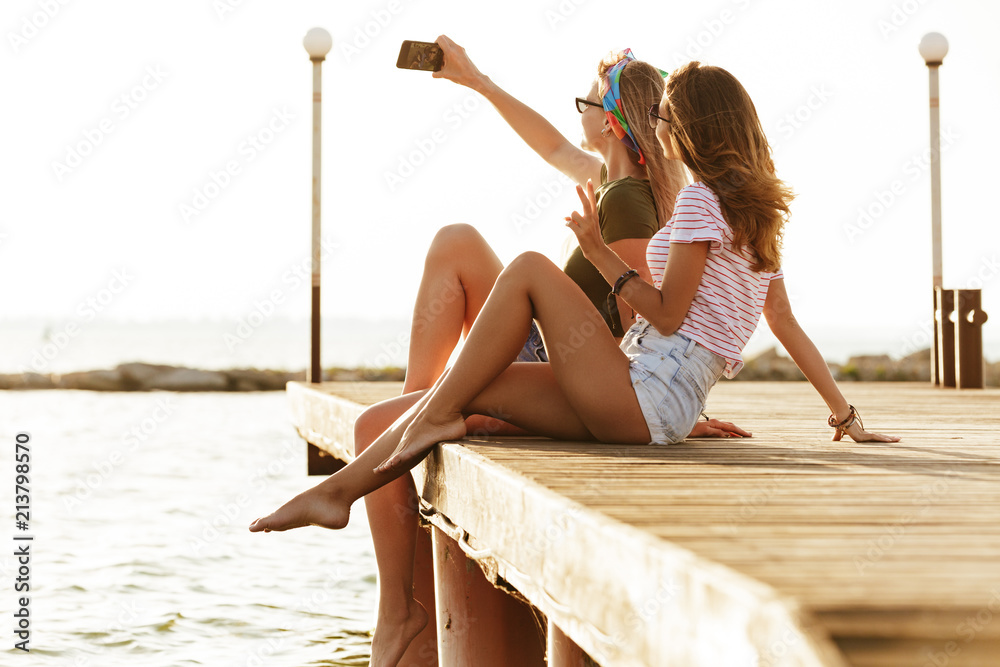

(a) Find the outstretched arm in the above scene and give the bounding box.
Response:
[763,278,899,443]
[433,35,602,187]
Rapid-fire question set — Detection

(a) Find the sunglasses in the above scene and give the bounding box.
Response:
[575,97,602,113]
[648,104,670,129]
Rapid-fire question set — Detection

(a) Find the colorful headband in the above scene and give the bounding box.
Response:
[600,49,668,165]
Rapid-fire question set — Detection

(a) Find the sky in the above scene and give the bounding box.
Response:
[2,0,998,364]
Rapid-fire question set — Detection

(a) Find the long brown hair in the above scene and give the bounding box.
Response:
[597,56,689,229]
[664,61,793,272]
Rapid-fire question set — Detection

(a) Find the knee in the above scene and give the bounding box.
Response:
[354,396,419,456]
[353,406,383,456]
[427,224,485,263]
[503,251,556,281]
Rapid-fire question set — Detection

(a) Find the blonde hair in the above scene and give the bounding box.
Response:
[665,61,793,272]
[597,56,689,229]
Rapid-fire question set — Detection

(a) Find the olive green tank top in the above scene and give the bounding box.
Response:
[562,164,658,335]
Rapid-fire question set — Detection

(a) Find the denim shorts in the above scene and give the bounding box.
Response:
[620,321,726,444]
[516,320,548,363]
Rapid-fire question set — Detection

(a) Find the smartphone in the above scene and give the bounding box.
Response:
[396,40,443,72]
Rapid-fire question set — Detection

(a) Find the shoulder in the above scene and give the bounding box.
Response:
[669,182,729,249]
[674,182,724,220]
[673,183,728,230]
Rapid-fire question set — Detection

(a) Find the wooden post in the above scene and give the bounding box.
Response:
[954,289,988,389]
[306,442,345,476]
[935,287,956,387]
[431,526,545,666]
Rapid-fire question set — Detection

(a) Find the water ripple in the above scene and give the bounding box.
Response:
[2,392,378,666]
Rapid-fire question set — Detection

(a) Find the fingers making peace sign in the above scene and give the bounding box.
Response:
[565,180,605,260]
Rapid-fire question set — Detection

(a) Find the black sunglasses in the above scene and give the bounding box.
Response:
[648,104,670,129]
[575,97,602,113]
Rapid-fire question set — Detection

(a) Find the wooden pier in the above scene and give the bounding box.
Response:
[287,380,1000,666]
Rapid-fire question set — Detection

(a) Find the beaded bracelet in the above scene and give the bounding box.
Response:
[606,269,640,338]
[612,269,639,295]
[828,405,863,440]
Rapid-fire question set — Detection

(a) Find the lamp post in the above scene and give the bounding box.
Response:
[918,31,949,385]
[303,27,332,384]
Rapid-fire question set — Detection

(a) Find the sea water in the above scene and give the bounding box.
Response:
[0,318,413,375]
[1,390,378,666]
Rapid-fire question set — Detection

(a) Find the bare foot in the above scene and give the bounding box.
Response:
[248,484,350,533]
[370,599,429,667]
[374,411,466,474]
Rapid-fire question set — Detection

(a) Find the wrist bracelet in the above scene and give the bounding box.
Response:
[828,405,863,437]
[612,269,639,295]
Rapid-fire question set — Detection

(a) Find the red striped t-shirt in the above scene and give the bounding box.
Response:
[644,182,783,378]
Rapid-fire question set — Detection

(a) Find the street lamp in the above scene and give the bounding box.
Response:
[303,27,331,383]
[918,31,949,385]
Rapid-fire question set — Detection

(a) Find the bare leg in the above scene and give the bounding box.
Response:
[377,252,651,473]
[248,386,448,533]
[367,225,508,664]
[352,388,528,667]
[247,343,590,534]
[353,395,434,667]
[403,224,504,393]
[403,223,525,436]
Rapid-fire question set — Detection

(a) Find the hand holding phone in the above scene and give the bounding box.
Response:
[396,40,443,72]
